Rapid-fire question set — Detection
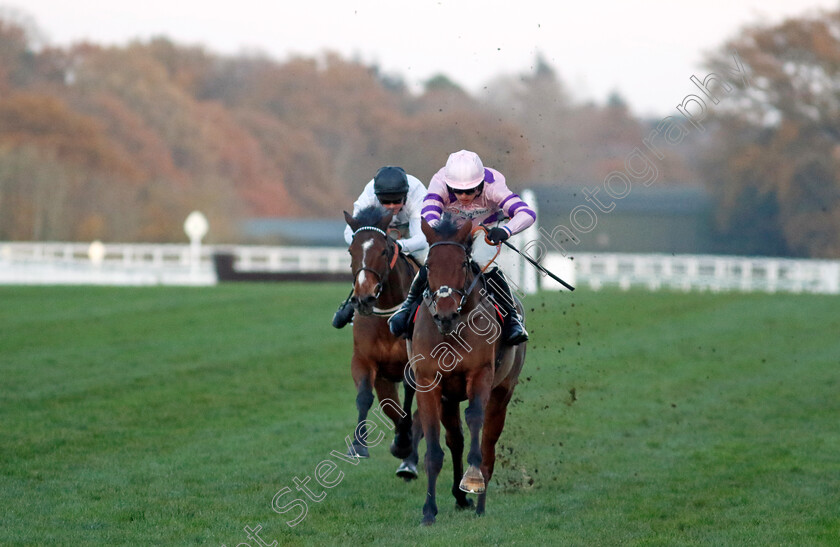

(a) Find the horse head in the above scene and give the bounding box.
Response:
[344,206,397,315]
[421,215,474,335]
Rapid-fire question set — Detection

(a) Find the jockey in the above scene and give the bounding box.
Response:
[332,166,429,329]
[388,150,535,345]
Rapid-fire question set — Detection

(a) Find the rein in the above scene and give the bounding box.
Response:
[472,225,502,272]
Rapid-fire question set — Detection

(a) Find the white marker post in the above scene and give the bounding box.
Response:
[183,211,209,282]
[88,240,106,267]
[87,240,106,283]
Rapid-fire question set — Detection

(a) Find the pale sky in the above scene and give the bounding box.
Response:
[6,0,839,117]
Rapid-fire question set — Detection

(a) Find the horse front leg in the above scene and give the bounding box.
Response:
[476,384,514,515]
[371,375,407,455]
[394,379,420,480]
[396,340,421,475]
[396,408,425,481]
[416,386,444,525]
[460,366,492,496]
[350,357,375,458]
[390,378,415,459]
[371,375,418,480]
[441,398,472,509]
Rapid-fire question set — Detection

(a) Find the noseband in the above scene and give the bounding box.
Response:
[351,226,399,299]
[423,241,482,316]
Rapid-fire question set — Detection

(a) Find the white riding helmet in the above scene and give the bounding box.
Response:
[443,150,485,190]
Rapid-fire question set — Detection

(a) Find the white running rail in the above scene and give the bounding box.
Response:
[541,252,840,294]
[2,242,838,294]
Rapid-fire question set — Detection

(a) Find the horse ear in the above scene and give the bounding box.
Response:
[344,211,358,232]
[421,217,437,243]
[378,211,393,231]
[456,219,473,243]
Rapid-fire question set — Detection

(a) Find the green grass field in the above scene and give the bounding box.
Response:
[1,283,839,546]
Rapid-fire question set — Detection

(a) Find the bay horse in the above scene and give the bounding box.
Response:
[343,206,421,479]
[409,215,527,524]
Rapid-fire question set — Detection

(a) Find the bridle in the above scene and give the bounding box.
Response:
[422,241,484,317]
[351,226,400,301]
[423,225,503,318]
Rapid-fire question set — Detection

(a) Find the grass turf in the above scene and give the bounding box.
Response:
[1,284,838,545]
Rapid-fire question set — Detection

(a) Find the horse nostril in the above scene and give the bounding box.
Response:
[350,296,359,305]
[362,295,375,305]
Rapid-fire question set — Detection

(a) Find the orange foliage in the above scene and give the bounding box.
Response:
[0,13,706,245]
[0,93,139,179]
[703,8,840,257]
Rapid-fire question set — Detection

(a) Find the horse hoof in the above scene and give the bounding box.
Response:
[348,443,369,459]
[390,440,412,460]
[395,461,418,481]
[455,498,474,510]
[458,466,485,494]
[421,516,436,526]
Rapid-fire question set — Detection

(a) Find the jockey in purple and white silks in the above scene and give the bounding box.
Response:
[388,150,533,345]
[422,152,536,269]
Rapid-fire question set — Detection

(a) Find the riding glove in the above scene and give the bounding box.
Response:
[487,227,510,244]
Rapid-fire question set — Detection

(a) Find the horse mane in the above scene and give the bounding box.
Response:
[433,213,473,253]
[433,213,461,238]
[354,205,388,227]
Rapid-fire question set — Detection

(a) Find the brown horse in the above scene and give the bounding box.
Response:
[343,206,421,478]
[409,215,527,524]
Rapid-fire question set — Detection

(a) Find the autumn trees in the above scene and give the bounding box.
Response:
[1,9,838,258]
[0,19,533,242]
[702,9,840,257]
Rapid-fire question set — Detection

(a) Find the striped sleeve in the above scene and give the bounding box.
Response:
[500,193,535,218]
[499,191,536,235]
[422,193,444,222]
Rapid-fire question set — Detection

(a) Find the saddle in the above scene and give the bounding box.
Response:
[404,252,424,271]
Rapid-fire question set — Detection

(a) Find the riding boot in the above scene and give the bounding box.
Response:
[331,299,355,329]
[388,266,428,339]
[484,268,529,345]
